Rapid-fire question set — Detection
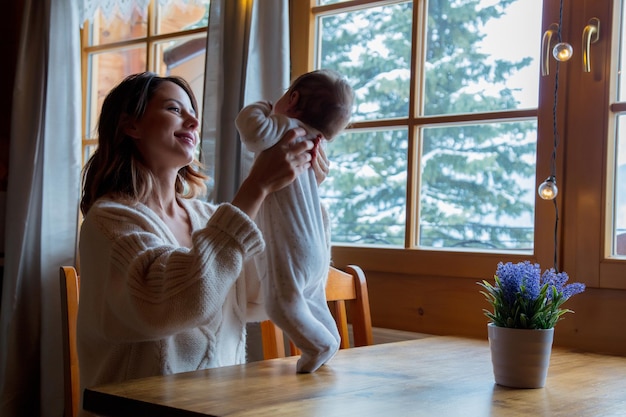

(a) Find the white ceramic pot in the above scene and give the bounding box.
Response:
[487,323,554,388]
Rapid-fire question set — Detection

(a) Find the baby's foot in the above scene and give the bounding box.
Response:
[296,339,339,373]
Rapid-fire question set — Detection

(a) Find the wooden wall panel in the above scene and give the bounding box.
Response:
[361,270,626,356]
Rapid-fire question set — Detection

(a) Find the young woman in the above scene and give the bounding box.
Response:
[77,72,327,416]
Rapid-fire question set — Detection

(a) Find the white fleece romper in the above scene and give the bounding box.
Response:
[236,100,340,372]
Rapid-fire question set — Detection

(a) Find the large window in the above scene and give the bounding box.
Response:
[299,0,541,251]
[80,1,210,162]
[293,0,622,289]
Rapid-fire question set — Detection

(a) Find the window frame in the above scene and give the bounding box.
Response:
[291,0,622,290]
[79,2,208,165]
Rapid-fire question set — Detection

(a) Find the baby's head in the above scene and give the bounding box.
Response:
[280,69,354,140]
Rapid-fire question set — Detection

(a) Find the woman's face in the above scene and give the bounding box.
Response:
[127,81,199,173]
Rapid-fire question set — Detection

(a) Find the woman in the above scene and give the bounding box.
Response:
[77,72,327,415]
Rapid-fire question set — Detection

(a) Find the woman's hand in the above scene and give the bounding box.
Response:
[232,127,313,219]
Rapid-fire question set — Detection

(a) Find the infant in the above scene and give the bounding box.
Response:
[235,69,354,372]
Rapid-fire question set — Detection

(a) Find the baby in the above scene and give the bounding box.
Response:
[236,69,354,372]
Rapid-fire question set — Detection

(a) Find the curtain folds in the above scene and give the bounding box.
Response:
[0,0,81,416]
[201,0,290,361]
[202,0,290,203]
[79,0,207,24]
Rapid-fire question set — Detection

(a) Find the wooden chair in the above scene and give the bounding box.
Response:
[58,264,371,412]
[260,264,374,359]
[60,266,80,417]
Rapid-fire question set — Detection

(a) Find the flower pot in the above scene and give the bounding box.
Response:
[487,323,554,388]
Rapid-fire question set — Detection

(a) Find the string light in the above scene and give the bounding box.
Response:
[538,0,565,272]
[539,3,600,271]
[553,42,573,61]
[538,176,558,200]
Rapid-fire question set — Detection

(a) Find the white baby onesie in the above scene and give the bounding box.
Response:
[236,101,340,372]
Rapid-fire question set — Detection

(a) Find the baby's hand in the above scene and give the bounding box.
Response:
[310,134,322,160]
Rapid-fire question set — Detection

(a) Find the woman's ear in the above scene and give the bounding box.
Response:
[121,114,141,139]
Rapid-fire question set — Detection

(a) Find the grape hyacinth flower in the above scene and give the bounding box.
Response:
[478,261,586,329]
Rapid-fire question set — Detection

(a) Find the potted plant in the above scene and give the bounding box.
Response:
[478,261,585,388]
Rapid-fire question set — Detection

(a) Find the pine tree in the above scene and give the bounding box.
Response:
[319,0,536,249]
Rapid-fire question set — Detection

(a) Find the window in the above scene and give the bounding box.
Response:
[611,1,626,257]
[296,0,541,251]
[602,0,626,287]
[80,1,210,163]
[293,0,622,288]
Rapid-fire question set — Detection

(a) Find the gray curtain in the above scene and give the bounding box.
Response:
[0,0,81,415]
[202,0,290,203]
[201,0,290,360]
[0,0,289,414]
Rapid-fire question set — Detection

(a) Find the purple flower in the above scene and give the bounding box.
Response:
[540,269,585,300]
[496,261,541,302]
[562,282,586,299]
[481,260,586,329]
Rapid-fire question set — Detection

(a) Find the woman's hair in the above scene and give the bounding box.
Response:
[288,69,354,140]
[80,72,208,215]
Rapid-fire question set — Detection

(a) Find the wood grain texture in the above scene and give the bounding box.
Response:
[83,336,626,417]
[340,267,626,356]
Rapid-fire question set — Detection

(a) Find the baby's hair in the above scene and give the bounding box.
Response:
[288,69,354,139]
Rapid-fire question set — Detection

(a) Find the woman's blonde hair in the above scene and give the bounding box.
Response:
[80,72,208,215]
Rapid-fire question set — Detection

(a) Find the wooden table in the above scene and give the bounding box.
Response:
[83,336,626,417]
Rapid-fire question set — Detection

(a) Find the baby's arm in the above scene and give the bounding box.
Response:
[235,101,292,154]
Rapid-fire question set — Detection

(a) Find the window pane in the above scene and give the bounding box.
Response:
[320,129,407,247]
[87,8,147,46]
[613,116,626,255]
[618,3,626,102]
[85,47,147,137]
[155,1,210,35]
[612,1,626,256]
[418,121,537,251]
[317,2,412,122]
[423,0,541,116]
[83,143,98,165]
[155,36,207,118]
[318,0,349,5]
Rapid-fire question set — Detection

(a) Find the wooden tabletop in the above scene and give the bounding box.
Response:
[83,336,626,417]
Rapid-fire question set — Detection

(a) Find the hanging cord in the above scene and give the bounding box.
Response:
[550,0,565,272]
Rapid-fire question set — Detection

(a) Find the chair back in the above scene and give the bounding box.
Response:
[261,264,373,359]
[60,266,80,417]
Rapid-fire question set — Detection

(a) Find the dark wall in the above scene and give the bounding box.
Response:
[0,0,22,192]
[0,0,24,291]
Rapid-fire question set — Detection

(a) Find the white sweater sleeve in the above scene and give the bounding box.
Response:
[78,200,265,342]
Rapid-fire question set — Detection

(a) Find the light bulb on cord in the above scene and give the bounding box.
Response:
[538,176,558,200]
[553,42,573,61]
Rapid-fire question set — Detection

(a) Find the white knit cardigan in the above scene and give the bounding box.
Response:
[77,198,266,416]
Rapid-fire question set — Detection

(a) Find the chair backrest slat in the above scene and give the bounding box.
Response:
[60,266,80,417]
[261,264,373,359]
